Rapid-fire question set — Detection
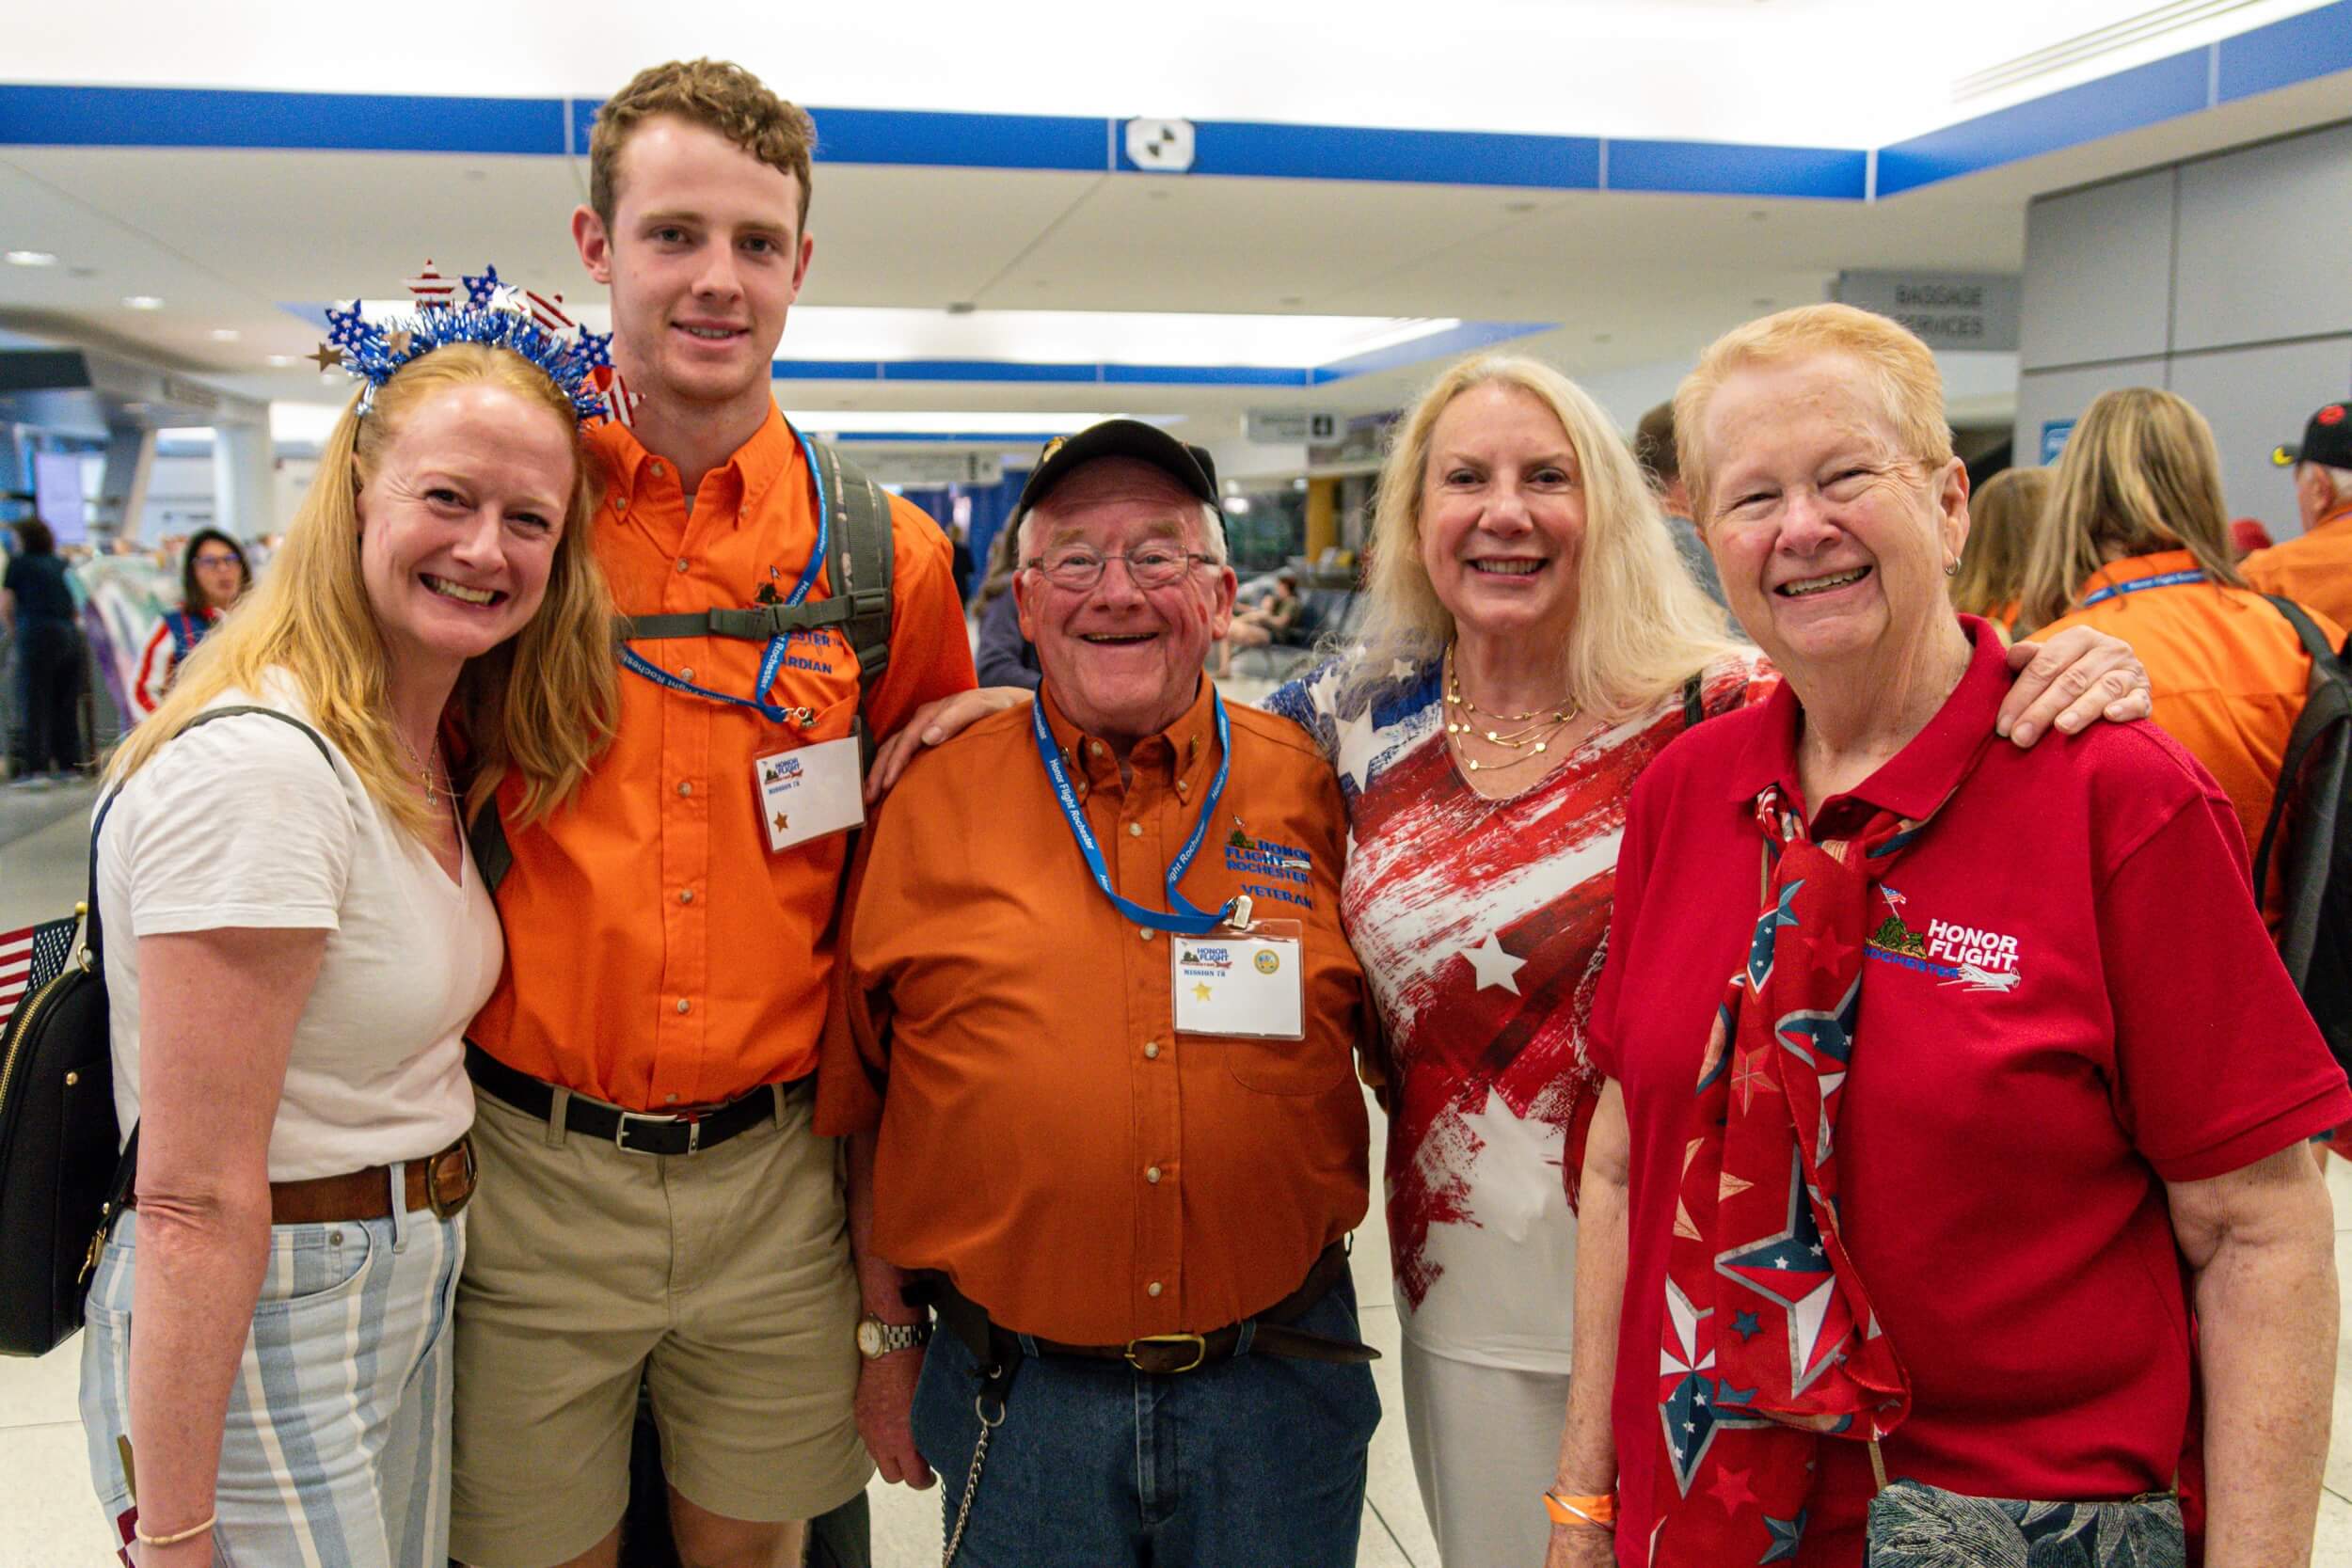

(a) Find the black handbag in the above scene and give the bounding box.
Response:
[0,705,332,1356]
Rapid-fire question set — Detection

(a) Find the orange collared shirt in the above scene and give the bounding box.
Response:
[819,680,1373,1345]
[470,407,977,1111]
[2041,547,2344,927]
[2245,500,2352,629]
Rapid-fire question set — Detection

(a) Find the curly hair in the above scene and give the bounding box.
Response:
[590,58,817,230]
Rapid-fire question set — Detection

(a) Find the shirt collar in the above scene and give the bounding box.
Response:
[1724,615,2010,823]
[586,404,799,529]
[1039,676,1220,798]
[2074,547,2205,604]
[2311,499,2352,539]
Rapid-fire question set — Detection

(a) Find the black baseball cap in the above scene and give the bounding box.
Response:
[2272,402,2352,470]
[1014,420,1219,521]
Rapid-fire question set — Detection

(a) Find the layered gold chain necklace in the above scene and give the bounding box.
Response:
[1442,645,1581,774]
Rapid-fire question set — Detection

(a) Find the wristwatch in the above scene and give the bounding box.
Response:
[856,1315,931,1359]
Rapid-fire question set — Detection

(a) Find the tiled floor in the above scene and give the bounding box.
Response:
[8,791,2352,1566]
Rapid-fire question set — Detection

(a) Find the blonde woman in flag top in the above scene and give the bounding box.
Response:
[79,267,618,1568]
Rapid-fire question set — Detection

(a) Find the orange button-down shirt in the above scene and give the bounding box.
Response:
[819,680,1374,1345]
[2041,548,2344,927]
[2245,500,2352,629]
[471,407,977,1111]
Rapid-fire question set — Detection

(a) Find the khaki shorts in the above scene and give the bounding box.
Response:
[449,1079,868,1568]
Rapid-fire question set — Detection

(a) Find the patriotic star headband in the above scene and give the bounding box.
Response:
[309,260,633,428]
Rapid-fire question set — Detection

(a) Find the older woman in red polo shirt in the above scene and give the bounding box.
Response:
[1543,305,2349,1568]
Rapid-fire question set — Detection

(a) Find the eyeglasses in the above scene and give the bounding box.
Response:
[1025,545,1211,592]
[193,553,242,569]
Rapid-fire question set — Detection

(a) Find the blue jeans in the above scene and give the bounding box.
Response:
[912,1275,1380,1568]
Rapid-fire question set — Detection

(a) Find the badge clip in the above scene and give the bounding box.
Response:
[1227,894,1254,932]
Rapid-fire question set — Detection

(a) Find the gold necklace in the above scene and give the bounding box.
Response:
[393,728,451,806]
[1444,647,1581,772]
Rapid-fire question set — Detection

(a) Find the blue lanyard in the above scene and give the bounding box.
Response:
[616,422,832,724]
[1031,689,1234,936]
[2076,568,2208,610]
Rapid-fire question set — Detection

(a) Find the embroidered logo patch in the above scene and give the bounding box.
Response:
[1865,887,2024,992]
[1223,821,1315,909]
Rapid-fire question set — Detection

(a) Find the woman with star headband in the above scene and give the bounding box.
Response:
[78,312,618,1567]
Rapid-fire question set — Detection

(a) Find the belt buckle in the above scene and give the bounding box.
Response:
[425,1138,477,1220]
[1124,1332,1207,1374]
[613,1110,699,1157]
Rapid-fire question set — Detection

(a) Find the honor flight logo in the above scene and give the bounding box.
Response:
[1224,818,1315,910]
[1865,887,2024,993]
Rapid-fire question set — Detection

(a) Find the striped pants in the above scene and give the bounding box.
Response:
[80,1199,465,1568]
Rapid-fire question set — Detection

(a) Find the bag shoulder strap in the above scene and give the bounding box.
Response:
[1682,671,1708,730]
[2250,597,2352,888]
[86,705,334,966]
[808,436,897,712]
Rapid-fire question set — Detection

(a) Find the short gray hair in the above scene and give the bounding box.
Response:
[1015,493,1228,566]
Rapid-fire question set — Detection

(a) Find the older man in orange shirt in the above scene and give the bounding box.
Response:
[2245,401,2352,626]
[819,420,1382,1568]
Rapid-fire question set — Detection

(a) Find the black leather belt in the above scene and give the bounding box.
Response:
[917,1242,1375,1375]
[465,1042,799,1157]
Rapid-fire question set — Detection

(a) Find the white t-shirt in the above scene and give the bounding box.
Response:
[96,678,495,1181]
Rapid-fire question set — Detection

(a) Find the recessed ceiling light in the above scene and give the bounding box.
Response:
[5,249,57,267]
[265,354,297,367]
[122,295,165,310]
[211,328,241,341]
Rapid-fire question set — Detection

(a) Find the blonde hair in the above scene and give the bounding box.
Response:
[1951,466,2051,624]
[2015,387,2243,634]
[591,59,817,230]
[1348,353,1738,720]
[109,343,619,841]
[1675,304,1955,525]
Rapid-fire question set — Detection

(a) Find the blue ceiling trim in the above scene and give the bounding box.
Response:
[1604,138,1868,199]
[0,84,564,153]
[2217,0,2352,103]
[1311,319,1553,383]
[1875,46,2213,196]
[809,106,1110,172]
[1144,118,1602,188]
[1101,363,1313,386]
[811,431,1073,444]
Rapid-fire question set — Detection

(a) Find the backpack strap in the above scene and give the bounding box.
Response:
[809,436,897,713]
[2251,596,2347,891]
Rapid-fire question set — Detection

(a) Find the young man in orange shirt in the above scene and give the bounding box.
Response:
[451,59,976,1568]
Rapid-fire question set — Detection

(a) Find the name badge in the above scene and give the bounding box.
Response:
[1173,918,1305,1039]
[755,735,865,853]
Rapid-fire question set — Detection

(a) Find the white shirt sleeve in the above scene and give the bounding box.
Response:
[119,711,355,936]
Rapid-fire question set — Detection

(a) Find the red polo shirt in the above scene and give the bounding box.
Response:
[1590,618,2350,1567]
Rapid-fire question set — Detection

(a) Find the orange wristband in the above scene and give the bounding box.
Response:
[1545,1490,1617,1528]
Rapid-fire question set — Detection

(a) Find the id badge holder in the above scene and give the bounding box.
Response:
[1172,896,1306,1039]
[754,719,866,854]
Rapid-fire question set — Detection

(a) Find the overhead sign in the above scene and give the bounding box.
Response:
[1832,271,2021,353]
[1246,407,1341,445]
[860,450,1005,487]
[1125,119,1196,173]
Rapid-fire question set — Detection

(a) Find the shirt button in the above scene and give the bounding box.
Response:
[1090,741,1105,756]
[1137,927,1153,942]
[1144,1040,1160,1060]
[675,998,691,1015]
[677,781,693,797]
[678,667,694,681]
[678,888,695,904]
[651,460,666,478]
[613,496,628,514]
[1147,1281,1163,1298]
[665,1093,678,1104]
[675,558,691,574]
[1127,822,1143,838]
[1145,1165,1162,1184]
[1176,781,1190,799]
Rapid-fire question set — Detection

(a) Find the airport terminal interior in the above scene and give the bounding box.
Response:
[6,2,2352,1563]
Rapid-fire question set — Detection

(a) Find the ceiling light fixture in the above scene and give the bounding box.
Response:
[211,328,241,341]
[122,295,165,310]
[266,354,298,367]
[5,249,58,267]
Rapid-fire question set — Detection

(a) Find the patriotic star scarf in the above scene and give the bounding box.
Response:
[1651,744,1987,1566]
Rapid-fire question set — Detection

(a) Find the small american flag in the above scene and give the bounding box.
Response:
[0,917,79,1025]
